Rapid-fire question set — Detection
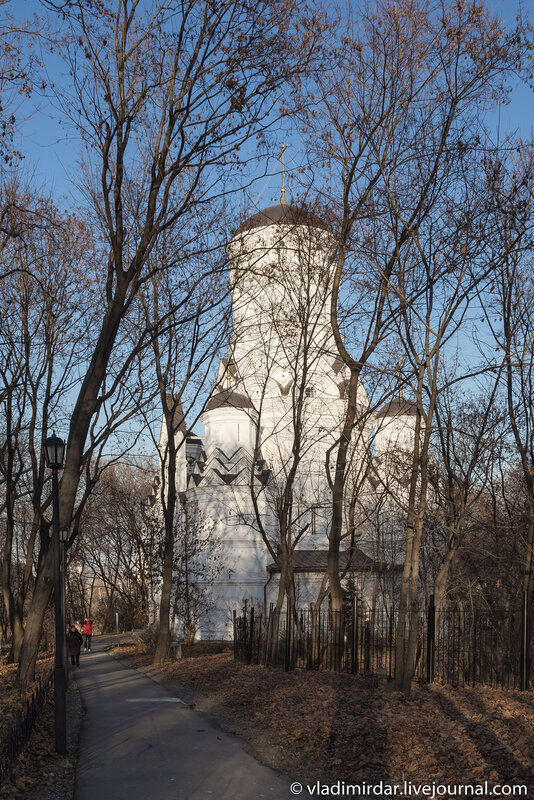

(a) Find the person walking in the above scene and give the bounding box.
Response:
[82,618,93,651]
[67,623,83,667]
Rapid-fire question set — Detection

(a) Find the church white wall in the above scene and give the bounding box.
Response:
[373,412,416,459]
[186,484,274,638]
[202,406,256,456]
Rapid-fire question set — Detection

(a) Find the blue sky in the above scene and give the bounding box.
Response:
[9,0,534,209]
[6,0,534,451]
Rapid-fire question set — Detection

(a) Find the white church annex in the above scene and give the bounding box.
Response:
[168,197,416,640]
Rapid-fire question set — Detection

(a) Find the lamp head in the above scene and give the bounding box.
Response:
[45,433,65,470]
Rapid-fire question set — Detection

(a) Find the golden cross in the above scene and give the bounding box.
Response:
[280,143,288,205]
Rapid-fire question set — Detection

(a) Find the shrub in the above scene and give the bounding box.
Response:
[135,625,159,655]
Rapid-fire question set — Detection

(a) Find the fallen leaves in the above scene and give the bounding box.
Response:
[0,656,53,754]
[113,645,534,789]
[0,656,82,800]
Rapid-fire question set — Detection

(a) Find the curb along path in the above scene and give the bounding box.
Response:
[75,636,293,800]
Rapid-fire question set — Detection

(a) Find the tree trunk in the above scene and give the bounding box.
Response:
[433,541,458,612]
[327,369,360,625]
[11,612,24,665]
[402,511,425,694]
[394,519,414,691]
[2,484,17,662]
[395,397,431,694]
[394,379,424,693]
[16,546,54,688]
[153,403,179,665]
[267,564,287,665]
[153,515,174,664]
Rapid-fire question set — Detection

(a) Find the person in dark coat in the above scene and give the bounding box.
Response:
[66,624,83,666]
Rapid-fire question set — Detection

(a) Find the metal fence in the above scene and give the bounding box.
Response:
[428,592,533,690]
[0,670,54,787]
[234,601,397,676]
[234,591,533,690]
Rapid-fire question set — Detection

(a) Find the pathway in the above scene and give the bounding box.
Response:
[74,636,294,800]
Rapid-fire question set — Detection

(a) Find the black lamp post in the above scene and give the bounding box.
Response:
[45,432,66,755]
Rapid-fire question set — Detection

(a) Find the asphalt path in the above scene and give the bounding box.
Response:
[74,636,295,800]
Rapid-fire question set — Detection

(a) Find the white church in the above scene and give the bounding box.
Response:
[166,195,416,640]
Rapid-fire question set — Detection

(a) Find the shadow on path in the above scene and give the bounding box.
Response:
[75,636,294,800]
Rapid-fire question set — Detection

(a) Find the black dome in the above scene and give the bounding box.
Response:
[374,399,418,418]
[205,390,254,412]
[235,203,331,235]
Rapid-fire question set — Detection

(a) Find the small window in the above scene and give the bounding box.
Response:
[305,387,315,398]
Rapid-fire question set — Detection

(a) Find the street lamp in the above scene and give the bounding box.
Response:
[45,432,66,755]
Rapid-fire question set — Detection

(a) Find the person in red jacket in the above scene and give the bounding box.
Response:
[82,618,93,651]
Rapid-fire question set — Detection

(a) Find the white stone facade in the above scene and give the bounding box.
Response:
[168,202,416,639]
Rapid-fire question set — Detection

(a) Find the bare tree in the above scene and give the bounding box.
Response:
[172,493,219,646]
[69,461,159,631]
[139,234,229,663]
[0,1,36,165]
[428,384,503,610]
[482,153,534,594]
[17,0,326,687]
[295,0,532,687]
[0,193,94,662]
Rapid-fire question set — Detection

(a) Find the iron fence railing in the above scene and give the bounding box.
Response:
[234,591,533,690]
[427,593,533,690]
[0,670,54,787]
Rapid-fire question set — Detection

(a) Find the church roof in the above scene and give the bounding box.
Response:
[205,389,254,412]
[267,548,380,574]
[235,202,331,235]
[163,394,187,432]
[374,398,418,418]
